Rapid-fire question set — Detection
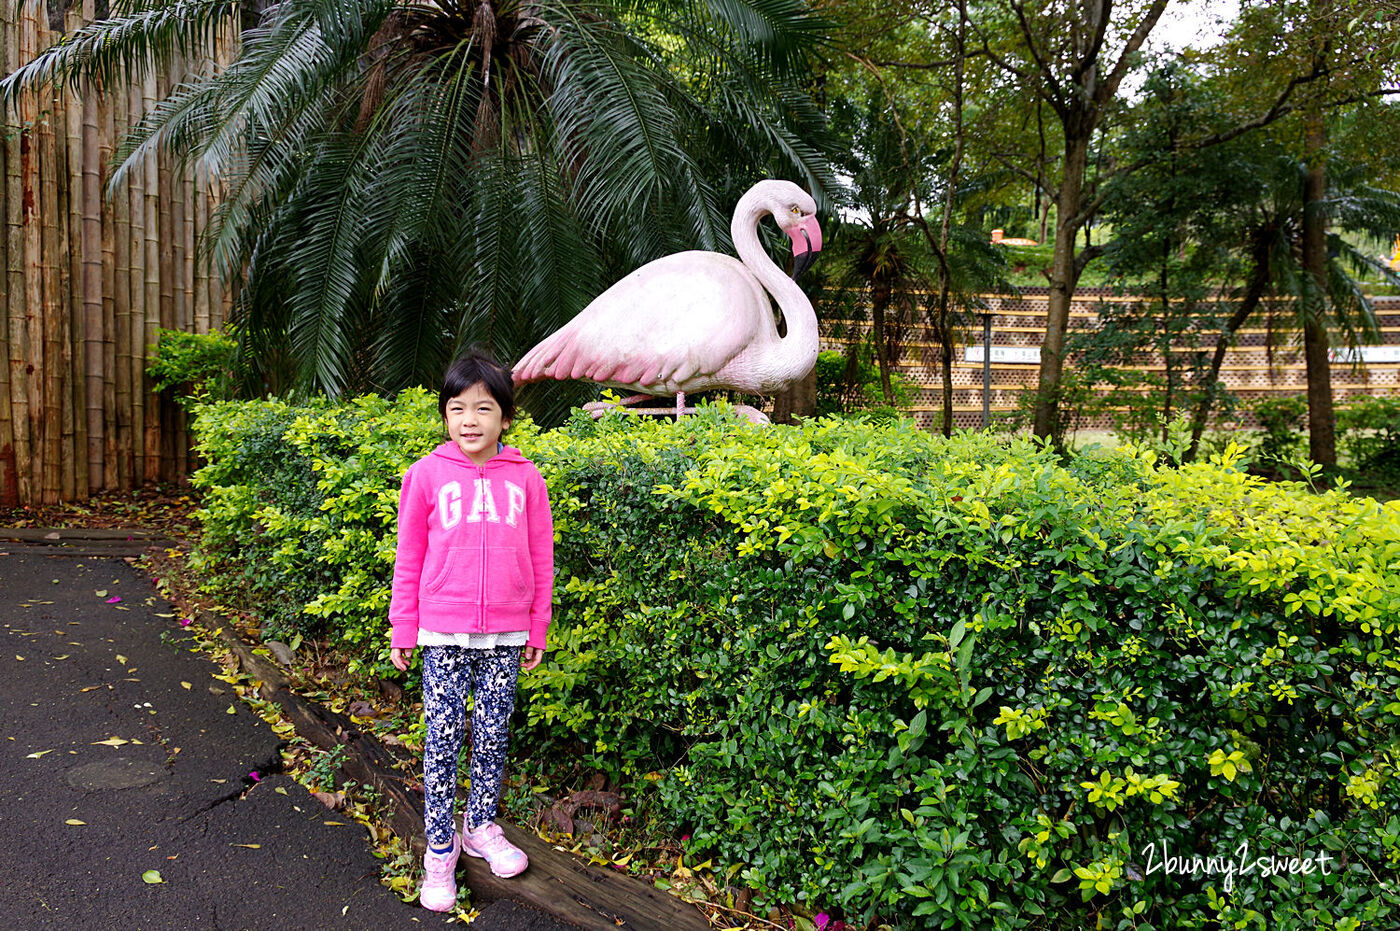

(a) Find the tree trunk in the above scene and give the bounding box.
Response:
[1301,103,1334,466]
[1032,132,1090,444]
[1186,233,1273,461]
[870,281,894,405]
[939,315,955,436]
[770,367,815,424]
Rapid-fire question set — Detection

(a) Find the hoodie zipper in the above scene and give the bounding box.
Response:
[477,462,488,633]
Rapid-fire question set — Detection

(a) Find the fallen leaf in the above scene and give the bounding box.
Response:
[323,820,347,826]
[141,869,164,885]
[66,819,86,826]
[79,686,101,692]
[25,750,53,759]
[274,787,288,796]
[312,791,346,810]
[95,590,107,597]
[180,682,191,690]
[231,844,261,849]
[225,705,236,715]
[116,654,127,664]
[15,656,23,661]
[93,737,129,747]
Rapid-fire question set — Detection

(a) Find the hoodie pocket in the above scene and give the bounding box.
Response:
[424,547,481,601]
[488,546,530,603]
[424,546,528,603]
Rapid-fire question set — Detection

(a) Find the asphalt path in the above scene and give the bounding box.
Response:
[0,550,573,931]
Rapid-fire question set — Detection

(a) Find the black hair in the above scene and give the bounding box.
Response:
[439,349,516,427]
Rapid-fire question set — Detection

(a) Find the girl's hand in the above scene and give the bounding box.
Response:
[521,646,545,671]
[390,647,413,672]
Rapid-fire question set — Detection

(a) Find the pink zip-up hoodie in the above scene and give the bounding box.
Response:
[388,442,554,650]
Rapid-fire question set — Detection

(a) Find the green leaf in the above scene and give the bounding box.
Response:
[956,633,976,673]
[142,869,165,885]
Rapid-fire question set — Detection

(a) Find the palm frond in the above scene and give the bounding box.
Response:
[0,0,238,109]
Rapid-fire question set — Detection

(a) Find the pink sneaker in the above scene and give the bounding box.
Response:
[462,821,528,877]
[419,833,461,912]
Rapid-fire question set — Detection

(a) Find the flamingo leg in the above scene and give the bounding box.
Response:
[675,391,685,419]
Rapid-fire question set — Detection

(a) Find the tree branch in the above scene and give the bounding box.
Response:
[1070,0,1114,92]
[1075,242,1106,278]
[1100,0,1170,106]
[1005,0,1067,110]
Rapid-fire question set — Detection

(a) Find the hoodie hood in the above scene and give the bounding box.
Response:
[428,441,531,468]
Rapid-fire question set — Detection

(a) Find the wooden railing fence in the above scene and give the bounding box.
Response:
[820,288,1400,432]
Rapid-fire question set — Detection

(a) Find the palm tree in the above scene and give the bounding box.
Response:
[1181,149,1400,462]
[825,91,1007,434]
[4,0,835,419]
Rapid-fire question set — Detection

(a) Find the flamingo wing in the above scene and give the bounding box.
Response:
[514,251,772,392]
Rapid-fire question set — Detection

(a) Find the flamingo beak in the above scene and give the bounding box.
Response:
[787,214,822,279]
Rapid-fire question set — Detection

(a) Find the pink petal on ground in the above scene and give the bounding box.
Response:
[248,771,261,782]
[815,914,830,931]
[179,618,192,627]
[106,596,122,603]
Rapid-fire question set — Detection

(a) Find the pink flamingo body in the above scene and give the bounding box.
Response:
[512,180,823,411]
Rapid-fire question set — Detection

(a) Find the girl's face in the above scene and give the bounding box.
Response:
[444,382,509,465]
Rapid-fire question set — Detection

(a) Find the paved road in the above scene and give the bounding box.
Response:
[0,550,572,931]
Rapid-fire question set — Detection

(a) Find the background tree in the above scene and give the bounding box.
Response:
[969,0,1171,443]
[1094,61,1400,461]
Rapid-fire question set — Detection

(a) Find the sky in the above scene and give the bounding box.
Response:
[1147,0,1243,53]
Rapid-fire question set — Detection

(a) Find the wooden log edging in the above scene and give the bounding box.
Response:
[211,618,709,931]
[0,526,175,555]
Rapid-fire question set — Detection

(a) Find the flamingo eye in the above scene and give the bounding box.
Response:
[789,205,800,215]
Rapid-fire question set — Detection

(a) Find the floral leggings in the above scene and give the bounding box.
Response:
[421,644,521,847]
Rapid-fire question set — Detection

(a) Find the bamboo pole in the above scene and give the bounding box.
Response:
[63,7,85,500]
[10,4,36,504]
[127,79,144,484]
[194,162,210,334]
[18,7,40,501]
[112,79,132,490]
[99,67,118,489]
[0,4,13,507]
[38,18,64,503]
[142,71,161,483]
[156,68,175,481]
[175,60,192,476]
[78,0,105,492]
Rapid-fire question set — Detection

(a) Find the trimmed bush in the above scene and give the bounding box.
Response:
[190,396,1400,929]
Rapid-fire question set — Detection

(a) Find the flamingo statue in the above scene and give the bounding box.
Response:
[512,179,823,423]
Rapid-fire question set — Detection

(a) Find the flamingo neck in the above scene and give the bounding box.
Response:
[731,190,819,386]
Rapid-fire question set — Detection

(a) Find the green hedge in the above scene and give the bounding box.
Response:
[190,395,1400,929]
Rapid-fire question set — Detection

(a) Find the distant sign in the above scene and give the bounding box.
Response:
[965,346,1041,364]
[1329,346,1400,364]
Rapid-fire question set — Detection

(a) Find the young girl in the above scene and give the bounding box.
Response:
[388,351,553,912]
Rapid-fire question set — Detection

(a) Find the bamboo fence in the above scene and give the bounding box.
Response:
[0,1,235,506]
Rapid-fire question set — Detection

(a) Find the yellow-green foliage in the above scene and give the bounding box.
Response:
[190,398,1400,929]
